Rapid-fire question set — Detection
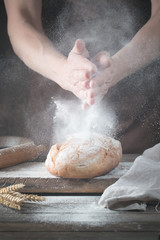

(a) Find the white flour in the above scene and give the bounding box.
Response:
[52,99,117,144]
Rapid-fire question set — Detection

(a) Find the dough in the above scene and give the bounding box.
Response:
[45,133,122,179]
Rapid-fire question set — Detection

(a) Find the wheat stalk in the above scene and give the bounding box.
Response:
[0,184,45,210]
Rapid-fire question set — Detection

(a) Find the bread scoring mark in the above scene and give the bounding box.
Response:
[54,134,112,170]
[45,132,122,178]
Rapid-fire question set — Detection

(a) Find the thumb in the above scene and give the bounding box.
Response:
[71,39,89,58]
[92,51,111,71]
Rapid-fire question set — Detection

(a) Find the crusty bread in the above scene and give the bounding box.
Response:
[45,133,122,179]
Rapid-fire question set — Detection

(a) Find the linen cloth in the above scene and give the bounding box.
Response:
[98,143,160,210]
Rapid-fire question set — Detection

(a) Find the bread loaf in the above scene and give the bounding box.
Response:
[45,133,122,179]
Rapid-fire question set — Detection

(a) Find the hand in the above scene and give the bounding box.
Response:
[59,39,97,102]
[82,51,113,109]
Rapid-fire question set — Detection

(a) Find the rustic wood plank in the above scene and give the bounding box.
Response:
[0,195,157,214]
[0,232,158,240]
[33,154,139,163]
[0,161,132,193]
[0,196,160,232]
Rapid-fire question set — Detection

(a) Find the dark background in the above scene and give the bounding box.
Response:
[0,0,159,153]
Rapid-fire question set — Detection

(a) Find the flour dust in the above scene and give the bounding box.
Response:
[51,98,117,144]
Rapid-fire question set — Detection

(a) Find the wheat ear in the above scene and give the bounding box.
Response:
[0,184,25,194]
[0,193,25,204]
[9,191,45,202]
[23,194,45,202]
[0,196,21,210]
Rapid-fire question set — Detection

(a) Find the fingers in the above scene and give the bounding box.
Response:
[78,89,92,101]
[72,69,90,82]
[80,80,90,89]
[73,79,109,111]
[90,66,113,89]
[73,79,90,90]
[82,101,90,110]
[71,57,97,76]
[77,82,109,106]
[85,51,112,90]
[68,45,113,109]
[69,39,98,81]
[71,70,96,91]
[70,39,98,74]
[72,69,112,106]
[75,88,94,104]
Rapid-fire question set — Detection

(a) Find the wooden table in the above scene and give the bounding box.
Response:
[0,154,160,240]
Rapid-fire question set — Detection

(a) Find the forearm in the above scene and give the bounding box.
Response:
[110,10,160,85]
[4,0,97,105]
[8,22,66,86]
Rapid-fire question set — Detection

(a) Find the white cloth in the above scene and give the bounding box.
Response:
[98,143,160,210]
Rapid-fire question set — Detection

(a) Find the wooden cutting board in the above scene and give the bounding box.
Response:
[0,154,138,193]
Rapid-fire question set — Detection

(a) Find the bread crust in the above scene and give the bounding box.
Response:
[45,133,122,179]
